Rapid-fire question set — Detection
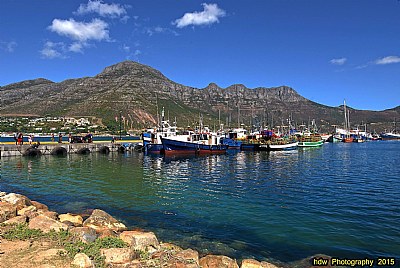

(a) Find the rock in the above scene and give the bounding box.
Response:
[160,242,183,252]
[241,259,261,268]
[165,259,200,268]
[31,200,49,211]
[119,230,160,252]
[98,228,118,238]
[28,215,69,233]
[260,261,280,268]
[0,192,7,197]
[0,202,17,223]
[83,209,127,232]
[0,193,32,210]
[40,211,59,220]
[59,213,83,226]
[101,248,132,265]
[199,255,239,268]
[241,259,278,268]
[2,215,27,225]
[71,253,95,268]
[175,249,199,265]
[69,227,98,243]
[17,205,37,216]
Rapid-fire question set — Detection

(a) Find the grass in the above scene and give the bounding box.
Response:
[0,223,129,268]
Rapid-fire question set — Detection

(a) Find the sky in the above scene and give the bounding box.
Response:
[0,0,399,111]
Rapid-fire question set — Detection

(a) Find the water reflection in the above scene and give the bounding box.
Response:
[0,143,399,263]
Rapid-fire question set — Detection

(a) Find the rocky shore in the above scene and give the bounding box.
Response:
[0,191,324,268]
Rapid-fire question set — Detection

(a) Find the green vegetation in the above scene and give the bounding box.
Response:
[1,223,43,240]
[0,224,129,268]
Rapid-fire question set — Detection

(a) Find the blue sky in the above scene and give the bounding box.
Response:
[1,0,399,111]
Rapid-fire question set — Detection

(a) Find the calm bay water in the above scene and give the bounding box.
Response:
[1,142,399,264]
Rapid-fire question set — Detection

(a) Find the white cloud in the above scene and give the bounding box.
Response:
[173,3,226,28]
[145,26,179,36]
[330,57,347,65]
[48,18,109,42]
[375,56,400,65]
[40,41,67,59]
[122,44,130,53]
[76,0,127,18]
[69,42,86,53]
[134,49,141,56]
[0,41,17,52]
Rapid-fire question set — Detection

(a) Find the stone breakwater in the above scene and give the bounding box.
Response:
[0,191,285,268]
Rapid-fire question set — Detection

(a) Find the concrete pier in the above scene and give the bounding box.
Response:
[0,142,138,158]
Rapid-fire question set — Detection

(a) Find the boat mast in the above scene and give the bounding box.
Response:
[155,93,160,128]
[344,99,348,137]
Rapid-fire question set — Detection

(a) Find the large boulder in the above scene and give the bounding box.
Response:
[59,213,83,226]
[71,253,95,268]
[2,215,27,225]
[28,215,69,233]
[17,205,37,216]
[0,193,32,210]
[0,202,17,223]
[119,230,159,252]
[101,248,132,265]
[39,211,59,220]
[175,249,199,265]
[82,209,127,232]
[69,227,98,243]
[199,255,239,268]
[162,248,200,268]
[31,200,49,211]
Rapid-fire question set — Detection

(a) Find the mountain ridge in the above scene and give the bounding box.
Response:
[0,61,398,132]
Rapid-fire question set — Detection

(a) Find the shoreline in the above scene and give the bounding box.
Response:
[0,191,325,268]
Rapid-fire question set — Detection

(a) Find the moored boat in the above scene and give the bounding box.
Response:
[142,108,177,154]
[259,140,298,151]
[161,132,228,155]
[380,132,400,140]
[221,128,247,149]
[297,134,324,147]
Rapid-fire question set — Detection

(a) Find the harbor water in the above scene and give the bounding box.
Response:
[0,141,399,264]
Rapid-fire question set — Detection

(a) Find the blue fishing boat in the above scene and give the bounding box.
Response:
[161,132,228,155]
[221,128,247,149]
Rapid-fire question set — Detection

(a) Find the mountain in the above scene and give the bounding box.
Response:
[0,61,398,132]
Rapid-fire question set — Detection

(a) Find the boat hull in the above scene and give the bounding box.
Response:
[161,137,228,155]
[259,142,298,151]
[144,143,164,154]
[380,133,400,140]
[297,140,324,147]
[240,143,260,151]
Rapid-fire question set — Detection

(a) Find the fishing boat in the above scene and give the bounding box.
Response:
[258,139,298,151]
[221,128,247,149]
[326,134,342,143]
[380,119,400,140]
[342,100,354,143]
[161,131,228,155]
[380,132,400,140]
[142,108,177,154]
[297,134,324,147]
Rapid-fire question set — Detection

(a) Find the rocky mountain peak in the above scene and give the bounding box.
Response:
[204,83,221,91]
[97,61,166,80]
[0,78,54,91]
